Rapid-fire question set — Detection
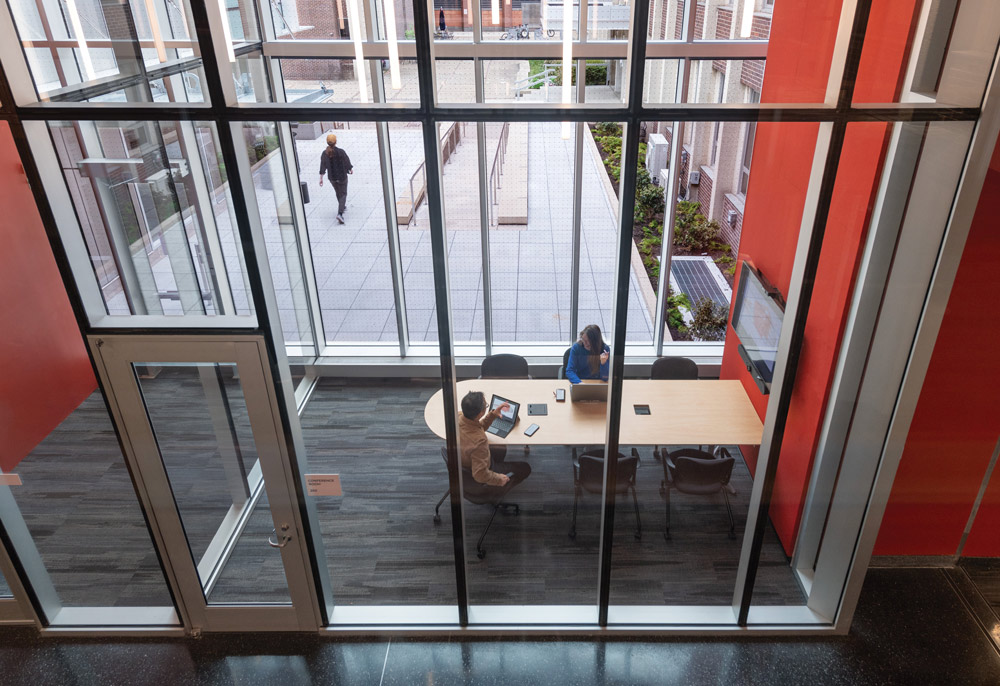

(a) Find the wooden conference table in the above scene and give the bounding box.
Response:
[424,379,764,447]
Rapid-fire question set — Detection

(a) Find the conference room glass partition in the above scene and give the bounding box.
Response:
[1,0,998,633]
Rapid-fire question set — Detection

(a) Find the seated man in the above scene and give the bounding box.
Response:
[458,391,531,490]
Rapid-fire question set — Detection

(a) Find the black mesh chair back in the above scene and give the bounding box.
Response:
[577,450,638,495]
[480,353,530,378]
[569,448,641,539]
[650,356,699,380]
[557,347,572,379]
[669,450,735,494]
[662,447,737,539]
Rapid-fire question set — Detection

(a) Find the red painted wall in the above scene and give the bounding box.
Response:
[875,138,1000,556]
[0,121,96,473]
[721,0,921,553]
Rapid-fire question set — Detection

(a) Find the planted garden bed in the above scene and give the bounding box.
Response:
[589,122,733,341]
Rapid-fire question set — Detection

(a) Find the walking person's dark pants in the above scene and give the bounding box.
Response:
[333,179,348,216]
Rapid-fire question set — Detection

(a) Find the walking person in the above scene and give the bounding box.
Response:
[318,133,352,224]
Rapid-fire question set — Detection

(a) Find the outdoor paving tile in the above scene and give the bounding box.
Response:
[342,243,383,257]
[405,309,434,340]
[516,309,563,337]
[449,290,480,311]
[317,289,360,309]
[352,289,396,309]
[360,271,394,290]
[518,272,557,291]
[577,310,607,330]
[517,255,557,272]
[489,289,518,309]
[446,271,483,291]
[402,288,436,308]
[517,290,559,311]
[332,255,375,273]
[320,309,349,336]
[489,272,519,291]
[320,270,367,289]
[491,309,518,331]
[335,309,393,335]
[407,256,435,272]
[400,272,435,290]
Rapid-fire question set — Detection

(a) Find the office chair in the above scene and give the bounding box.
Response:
[479,353,532,453]
[568,447,642,540]
[433,447,521,559]
[557,347,572,379]
[480,353,530,379]
[662,447,736,540]
[650,356,699,461]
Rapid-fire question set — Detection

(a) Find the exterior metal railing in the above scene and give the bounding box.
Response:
[486,122,510,227]
[404,121,466,225]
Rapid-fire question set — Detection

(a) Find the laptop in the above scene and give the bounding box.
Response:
[486,394,520,438]
[570,382,609,403]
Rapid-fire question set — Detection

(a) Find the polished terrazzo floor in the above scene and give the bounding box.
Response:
[1,568,999,685]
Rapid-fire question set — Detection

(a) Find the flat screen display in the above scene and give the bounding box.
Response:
[731,264,785,386]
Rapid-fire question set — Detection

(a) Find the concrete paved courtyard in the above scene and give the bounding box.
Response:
[258,118,654,346]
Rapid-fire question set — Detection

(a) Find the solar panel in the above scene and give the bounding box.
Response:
[671,259,730,309]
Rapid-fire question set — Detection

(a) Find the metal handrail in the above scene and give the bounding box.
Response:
[404,122,465,225]
[486,122,510,227]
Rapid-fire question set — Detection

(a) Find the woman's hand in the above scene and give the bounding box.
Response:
[600,351,609,365]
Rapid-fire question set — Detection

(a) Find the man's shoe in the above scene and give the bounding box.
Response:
[336,214,345,224]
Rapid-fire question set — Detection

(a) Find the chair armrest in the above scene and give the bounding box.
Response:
[663,455,677,483]
[631,447,641,465]
[715,446,732,460]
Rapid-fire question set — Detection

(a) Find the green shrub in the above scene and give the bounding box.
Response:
[673,200,721,250]
[593,121,622,137]
[666,288,691,333]
[689,297,728,341]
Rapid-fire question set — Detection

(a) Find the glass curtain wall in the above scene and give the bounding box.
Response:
[2,0,999,632]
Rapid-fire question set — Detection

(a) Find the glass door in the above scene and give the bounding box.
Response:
[90,335,318,631]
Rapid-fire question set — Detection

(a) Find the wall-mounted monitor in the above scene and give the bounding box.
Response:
[731,262,786,395]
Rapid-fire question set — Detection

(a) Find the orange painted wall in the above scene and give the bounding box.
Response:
[875,137,1000,556]
[721,0,920,553]
[0,121,96,473]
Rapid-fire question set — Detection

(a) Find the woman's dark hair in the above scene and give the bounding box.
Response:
[578,324,606,375]
[461,391,487,419]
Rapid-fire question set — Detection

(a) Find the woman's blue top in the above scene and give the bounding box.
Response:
[565,341,611,383]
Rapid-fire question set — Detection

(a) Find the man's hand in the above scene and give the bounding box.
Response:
[498,474,510,485]
[348,169,353,174]
[600,351,609,365]
[496,402,511,415]
[319,177,324,186]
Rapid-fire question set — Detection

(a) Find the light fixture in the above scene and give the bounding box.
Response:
[143,0,168,63]
[345,0,368,102]
[64,0,96,80]
[216,0,236,62]
[492,0,499,26]
[383,0,401,89]
[739,0,754,38]
[561,0,573,139]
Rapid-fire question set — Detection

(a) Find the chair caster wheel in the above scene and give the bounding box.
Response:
[433,515,441,524]
[477,550,486,559]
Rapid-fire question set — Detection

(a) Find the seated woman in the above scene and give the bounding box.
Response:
[565,324,610,384]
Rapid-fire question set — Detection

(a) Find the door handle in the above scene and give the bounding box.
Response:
[268,524,292,548]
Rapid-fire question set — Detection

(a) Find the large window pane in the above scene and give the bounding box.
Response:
[7,0,203,102]
[243,121,315,348]
[49,120,253,319]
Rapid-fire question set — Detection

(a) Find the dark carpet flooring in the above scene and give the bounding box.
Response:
[6,374,806,609]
